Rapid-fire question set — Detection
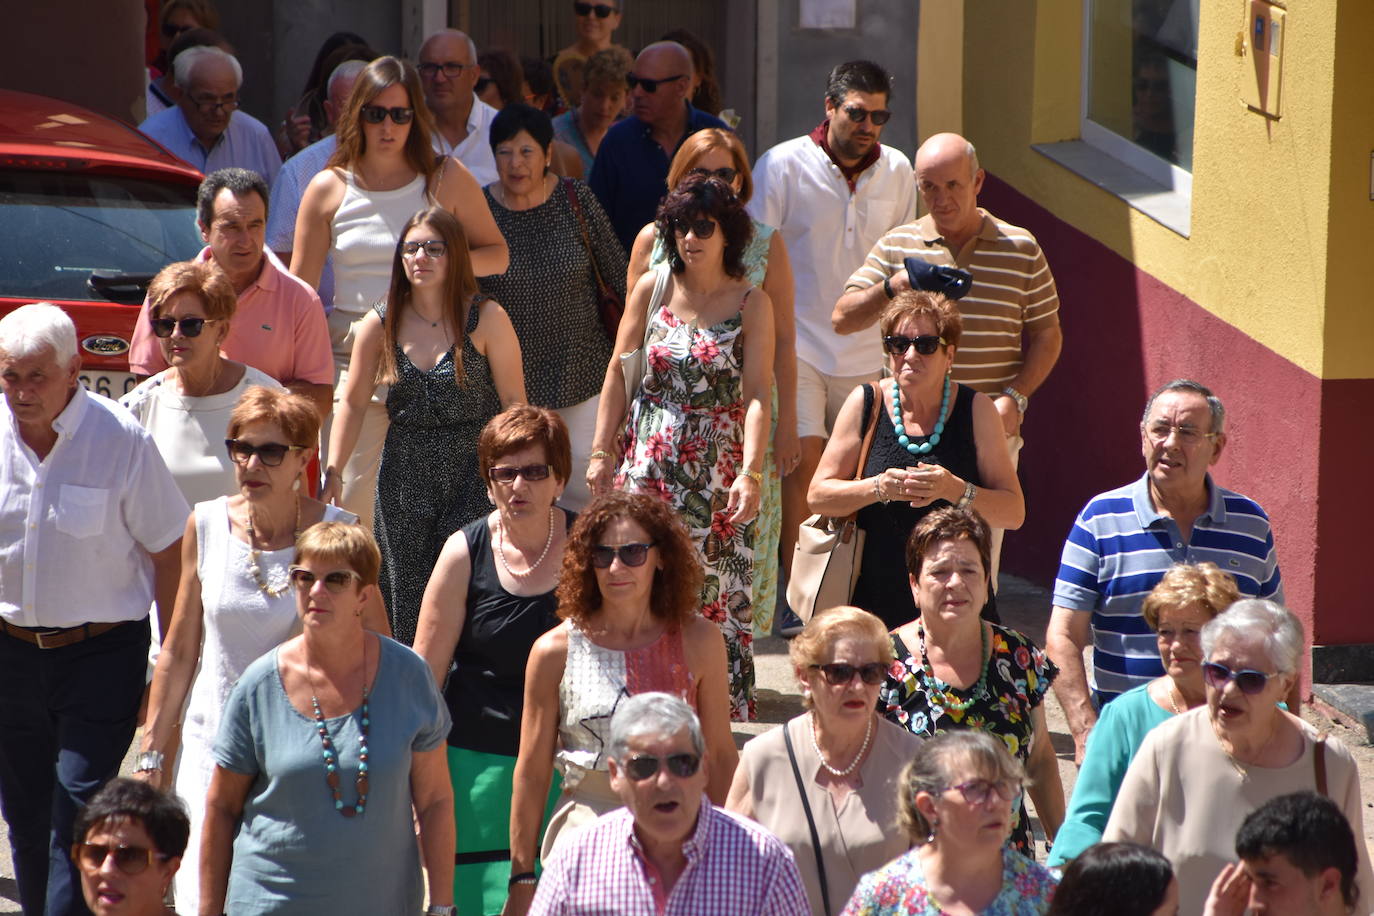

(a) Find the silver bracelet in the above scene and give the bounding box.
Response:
[874,475,889,504]
[956,481,976,510]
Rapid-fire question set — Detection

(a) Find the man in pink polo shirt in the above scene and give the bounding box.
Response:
[130,168,334,419]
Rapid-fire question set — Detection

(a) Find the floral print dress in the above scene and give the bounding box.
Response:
[840,847,1057,916]
[618,293,756,721]
[880,624,1059,856]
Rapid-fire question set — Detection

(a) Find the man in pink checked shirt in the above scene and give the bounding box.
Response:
[526,693,809,916]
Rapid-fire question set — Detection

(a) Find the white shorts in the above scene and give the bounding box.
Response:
[795,357,879,439]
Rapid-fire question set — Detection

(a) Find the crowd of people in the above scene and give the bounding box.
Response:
[0,1,1362,914]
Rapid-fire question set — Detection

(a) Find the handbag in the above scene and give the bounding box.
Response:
[618,264,670,407]
[783,722,832,916]
[786,383,880,623]
[563,178,624,340]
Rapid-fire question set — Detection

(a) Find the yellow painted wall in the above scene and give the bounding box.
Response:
[921,0,1371,379]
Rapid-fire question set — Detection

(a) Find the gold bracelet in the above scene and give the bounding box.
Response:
[743,468,764,484]
[589,449,614,461]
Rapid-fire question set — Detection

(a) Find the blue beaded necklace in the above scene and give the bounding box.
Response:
[891,374,952,455]
[307,642,371,817]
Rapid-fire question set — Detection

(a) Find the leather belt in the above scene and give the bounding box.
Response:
[0,619,127,649]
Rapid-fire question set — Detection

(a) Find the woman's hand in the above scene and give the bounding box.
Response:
[774,415,801,477]
[900,462,961,508]
[586,454,616,498]
[726,473,761,524]
[1202,862,1251,916]
[501,882,537,916]
[319,469,343,506]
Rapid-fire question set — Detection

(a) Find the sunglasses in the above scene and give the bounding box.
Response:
[150,316,218,338]
[574,1,618,17]
[809,662,888,686]
[488,463,551,483]
[671,217,716,239]
[224,439,307,467]
[622,752,700,781]
[71,842,169,876]
[689,166,738,184]
[288,567,364,593]
[1202,662,1275,695]
[359,105,415,125]
[401,239,447,258]
[626,73,688,93]
[842,105,892,126]
[882,334,946,356]
[941,778,1019,806]
[591,542,655,569]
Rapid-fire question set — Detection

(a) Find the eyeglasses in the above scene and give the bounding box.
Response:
[1143,422,1220,447]
[809,662,888,686]
[401,239,447,258]
[591,542,655,568]
[842,105,892,126]
[622,752,700,781]
[189,93,239,115]
[288,567,364,594]
[71,843,169,876]
[1202,662,1275,695]
[359,105,415,125]
[488,463,552,483]
[224,439,307,467]
[574,2,618,18]
[626,73,688,94]
[671,217,716,239]
[417,61,470,81]
[940,778,1019,806]
[149,316,218,338]
[689,166,739,184]
[882,334,946,356]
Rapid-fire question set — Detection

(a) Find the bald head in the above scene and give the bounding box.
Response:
[418,29,479,119]
[420,28,477,64]
[636,41,692,74]
[628,42,693,128]
[915,132,980,178]
[915,132,985,244]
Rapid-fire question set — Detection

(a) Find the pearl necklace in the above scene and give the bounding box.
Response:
[915,620,989,713]
[892,374,952,455]
[305,640,371,817]
[494,507,557,578]
[245,498,300,597]
[809,711,873,778]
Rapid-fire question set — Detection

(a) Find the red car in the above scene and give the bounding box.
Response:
[0,89,204,398]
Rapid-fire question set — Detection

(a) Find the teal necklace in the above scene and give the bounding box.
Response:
[916,620,989,713]
[892,374,952,455]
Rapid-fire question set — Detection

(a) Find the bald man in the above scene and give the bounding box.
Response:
[588,40,728,250]
[418,28,500,185]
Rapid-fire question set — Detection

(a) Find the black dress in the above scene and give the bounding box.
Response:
[851,381,983,630]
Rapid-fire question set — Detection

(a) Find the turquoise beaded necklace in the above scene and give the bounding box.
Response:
[306,641,371,817]
[892,374,952,455]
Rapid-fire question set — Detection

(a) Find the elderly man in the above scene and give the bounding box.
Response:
[526,692,808,916]
[129,168,334,420]
[418,29,500,185]
[139,45,280,185]
[0,304,188,915]
[588,40,727,251]
[1047,379,1284,763]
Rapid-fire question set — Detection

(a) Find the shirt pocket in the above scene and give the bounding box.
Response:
[55,485,107,539]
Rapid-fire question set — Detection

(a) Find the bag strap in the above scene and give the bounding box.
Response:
[563,178,611,295]
[783,722,832,916]
[852,382,880,481]
[1315,734,1327,796]
[642,266,671,350]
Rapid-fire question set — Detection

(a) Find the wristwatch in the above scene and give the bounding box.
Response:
[135,750,164,772]
[956,481,976,510]
[1001,386,1029,414]
[426,906,457,915]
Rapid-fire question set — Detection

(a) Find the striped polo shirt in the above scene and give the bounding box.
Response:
[844,211,1060,394]
[1053,473,1283,702]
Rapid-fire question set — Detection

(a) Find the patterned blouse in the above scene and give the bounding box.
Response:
[840,847,1056,916]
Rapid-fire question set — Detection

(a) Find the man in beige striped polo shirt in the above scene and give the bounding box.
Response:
[832,132,1063,584]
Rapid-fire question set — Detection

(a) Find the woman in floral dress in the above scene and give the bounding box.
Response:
[587,175,774,721]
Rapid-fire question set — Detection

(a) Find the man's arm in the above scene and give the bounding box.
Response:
[832,234,908,335]
[994,318,1063,436]
[148,537,182,642]
[1046,604,1097,766]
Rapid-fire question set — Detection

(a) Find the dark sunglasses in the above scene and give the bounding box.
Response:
[71,842,169,876]
[224,439,307,467]
[882,334,946,356]
[941,778,1018,806]
[359,105,415,125]
[574,1,618,17]
[689,166,739,184]
[842,105,892,126]
[622,752,700,781]
[288,567,364,593]
[401,239,447,258]
[591,542,655,569]
[671,217,716,239]
[150,316,217,338]
[810,662,888,686]
[1202,662,1275,695]
[488,463,552,483]
[626,73,688,93]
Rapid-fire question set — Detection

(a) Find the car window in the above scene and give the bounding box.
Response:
[0,170,202,303]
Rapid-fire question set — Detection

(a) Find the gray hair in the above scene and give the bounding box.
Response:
[1141,378,1226,436]
[898,730,1025,845]
[173,45,242,91]
[1201,599,1304,674]
[0,303,78,365]
[422,29,478,65]
[327,59,368,101]
[608,692,704,762]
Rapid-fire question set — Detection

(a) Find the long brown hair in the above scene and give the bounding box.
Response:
[376,206,479,387]
[328,56,440,192]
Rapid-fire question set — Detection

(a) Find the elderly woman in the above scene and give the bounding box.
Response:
[841,731,1057,915]
[505,491,737,916]
[552,48,630,173]
[1050,562,1240,866]
[477,104,625,510]
[808,293,1023,629]
[589,175,774,721]
[120,261,282,506]
[133,387,368,915]
[202,522,454,915]
[881,507,1062,858]
[72,778,189,916]
[1047,843,1177,916]
[727,606,922,916]
[413,405,576,915]
[1105,599,1374,911]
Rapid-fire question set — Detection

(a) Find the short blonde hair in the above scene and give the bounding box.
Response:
[1141,562,1240,632]
[897,730,1026,845]
[789,606,894,708]
[294,521,380,587]
[226,386,321,447]
[147,260,237,323]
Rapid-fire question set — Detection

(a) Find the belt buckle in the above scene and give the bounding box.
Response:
[33,628,66,649]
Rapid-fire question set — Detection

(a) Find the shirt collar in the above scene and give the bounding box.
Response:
[196,244,275,293]
[173,106,228,156]
[917,209,996,244]
[1130,471,1224,527]
[50,383,90,439]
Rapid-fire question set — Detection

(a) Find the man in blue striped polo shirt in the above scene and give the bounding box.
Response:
[1046,379,1283,764]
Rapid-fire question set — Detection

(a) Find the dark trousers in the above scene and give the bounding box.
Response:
[0,618,149,916]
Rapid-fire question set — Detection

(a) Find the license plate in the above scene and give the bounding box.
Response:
[80,371,137,400]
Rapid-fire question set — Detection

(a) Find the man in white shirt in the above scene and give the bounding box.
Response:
[747,60,916,612]
[0,304,188,915]
[418,29,500,186]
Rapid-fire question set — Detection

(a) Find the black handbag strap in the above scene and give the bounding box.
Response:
[563,178,612,296]
[783,722,832,916]
[1315,734,1327,796]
